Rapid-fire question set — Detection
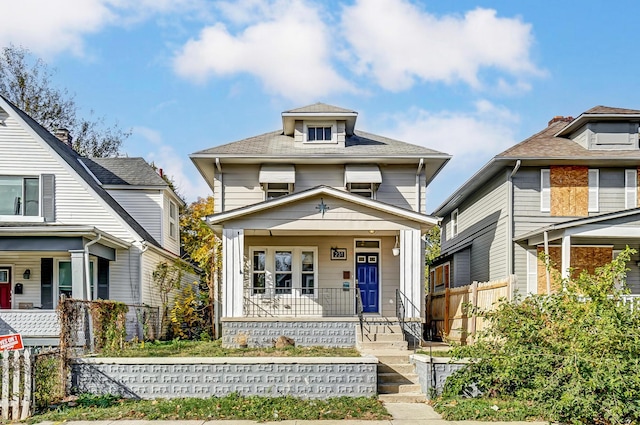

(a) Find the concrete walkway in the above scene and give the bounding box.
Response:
[33,402,548,425]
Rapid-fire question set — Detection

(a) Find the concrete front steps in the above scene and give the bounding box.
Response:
[357,318,426,403]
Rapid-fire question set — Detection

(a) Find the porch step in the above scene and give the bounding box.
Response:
[378,363,416,374]
[378,372,419,384]
[379,382,423,393]
[378,393,427,403]
[358,340,408,350]
[359,332,405,342]
[362,324,403,334]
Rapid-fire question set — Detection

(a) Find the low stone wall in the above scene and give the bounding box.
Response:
[222,318,358,348]
[410,354,470,399]
[71,356,377,399]
[0,310,60,346]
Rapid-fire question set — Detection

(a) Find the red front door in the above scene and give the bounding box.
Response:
[0,268,10,309]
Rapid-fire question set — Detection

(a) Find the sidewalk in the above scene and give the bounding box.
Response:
[32,402,548,425]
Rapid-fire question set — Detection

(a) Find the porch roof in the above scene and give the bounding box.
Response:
[515,207,640,245]
[206,185,438,231]
[0,224,131,249]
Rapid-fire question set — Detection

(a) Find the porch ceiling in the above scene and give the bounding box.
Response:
[243,229,401,236]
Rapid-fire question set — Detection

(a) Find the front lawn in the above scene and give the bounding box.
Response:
[98,338,360,357]
[30,393,390,423]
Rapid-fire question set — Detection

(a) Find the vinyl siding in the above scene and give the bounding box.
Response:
[109,248,141,305]
[452,249,471,287]
[0,114,138,242]
[108,190,163,242]
[219,163,423,213]
[513,167,563,236]
[441,172,509,282]
[599,168,629,213]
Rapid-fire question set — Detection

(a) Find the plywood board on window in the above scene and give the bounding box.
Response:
[536,246,612,293]
[537,246,562,294]
[550,166,588,217]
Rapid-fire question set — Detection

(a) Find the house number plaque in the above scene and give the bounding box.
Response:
[331,248,347,260]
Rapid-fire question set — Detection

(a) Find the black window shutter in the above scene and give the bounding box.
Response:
[42,174,55,222]
[41,258,53,309]
[97,258,109,300]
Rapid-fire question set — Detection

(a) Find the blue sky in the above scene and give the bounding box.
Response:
[2,0,640,211]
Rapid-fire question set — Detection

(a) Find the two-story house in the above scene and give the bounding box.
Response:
[191,103,450,347]
[432,106,640,304]
[0,94,195,344]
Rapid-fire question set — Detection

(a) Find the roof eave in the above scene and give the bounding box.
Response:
[555,113,640,137]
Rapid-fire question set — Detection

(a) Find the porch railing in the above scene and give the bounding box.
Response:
[243,287,359,317]
[396,289,423,349]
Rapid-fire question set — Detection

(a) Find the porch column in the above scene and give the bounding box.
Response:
[222,228,244,318]
[561,233,571,282]
[399,229,422,319]
[69,250,87,299]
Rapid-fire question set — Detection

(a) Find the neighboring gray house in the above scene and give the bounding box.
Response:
[431,106,640,297]
[0,95,194,344]
[191,103,450,347]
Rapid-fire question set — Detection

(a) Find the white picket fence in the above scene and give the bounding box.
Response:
[0,349,31,420]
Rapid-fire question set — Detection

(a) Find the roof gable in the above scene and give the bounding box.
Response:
[0,95,161,247]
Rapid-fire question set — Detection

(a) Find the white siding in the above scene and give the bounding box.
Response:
[0,114,139,242]
[377,165,418,211]
[109,247,141,305]
[108,190,163,242]
[162,195,180,255]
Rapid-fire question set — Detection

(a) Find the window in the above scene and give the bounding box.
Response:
[250,247,317,297]
[0,176,39,216]
[451,209,458,238]
[169,201,177,239]
[301,251,315,295]
[588,169,599,212]
[265,183,292,200]
[252,250,266,294]
[540,169,550,212]
[625,169,637,209]
[307,126,332,142]
[347,182,376,199]
[430,262,450,293]
[58,260,95,299]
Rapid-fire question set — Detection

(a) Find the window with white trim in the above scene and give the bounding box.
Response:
[250,247,318,297]
[57,260,95,299]
[588,169,599,212]
[541,169,550,212]
[303,122,336,144]
[625,169,637,209]
[265,183,293,200]
[451,209,458,238]
[347,182,376,199]
[0,176,39,216]
[168,200,177,239]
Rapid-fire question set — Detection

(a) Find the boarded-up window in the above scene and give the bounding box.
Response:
[536,246,613,294]
[550,166,589,216]
[431,262,450,293]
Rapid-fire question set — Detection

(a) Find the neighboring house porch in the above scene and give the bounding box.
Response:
[207,186,433,347]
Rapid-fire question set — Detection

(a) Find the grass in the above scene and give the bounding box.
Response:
[431,397,547,422]
[29,393,390,423]
[99,339,360,357]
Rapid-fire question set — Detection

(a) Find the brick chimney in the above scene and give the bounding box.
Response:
[54,128,73,148]
[548,116,574,126]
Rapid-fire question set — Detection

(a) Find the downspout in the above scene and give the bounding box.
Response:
[83,233,101,353]
[416,159,424,213]
[215,158,224,212]
[507,160,521,277]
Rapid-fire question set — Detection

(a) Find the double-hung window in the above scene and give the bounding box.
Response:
[259,164,295,200]
[625,169,637,209]
[0,176,39,216]
[344,165,382,199]
[450,209,458,238]
[250,247,317,297]
[168,201,177,239]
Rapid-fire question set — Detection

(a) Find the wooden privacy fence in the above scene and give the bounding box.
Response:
[427,275,516,344]
[0,349,31,420]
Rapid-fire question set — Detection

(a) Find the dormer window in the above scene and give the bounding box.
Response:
[308,126,332,142]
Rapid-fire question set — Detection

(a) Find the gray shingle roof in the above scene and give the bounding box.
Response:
[284,103,356,114]
[0,95,161,248]
[497,119,640,159]
[82,157,168,187]
[193,129,447,157]
[584,105,640,114]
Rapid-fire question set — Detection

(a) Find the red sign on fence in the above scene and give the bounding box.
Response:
[0,334,23,351]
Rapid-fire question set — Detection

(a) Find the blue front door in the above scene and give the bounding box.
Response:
[357,253,379,313]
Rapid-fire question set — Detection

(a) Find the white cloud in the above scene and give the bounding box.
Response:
[0,0,205,58]
[172,0,354,102]
[341,0,542,91]
[385,101,519,165]
[129,126,211,202]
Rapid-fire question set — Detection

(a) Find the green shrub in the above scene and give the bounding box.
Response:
[441,247,640,425]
